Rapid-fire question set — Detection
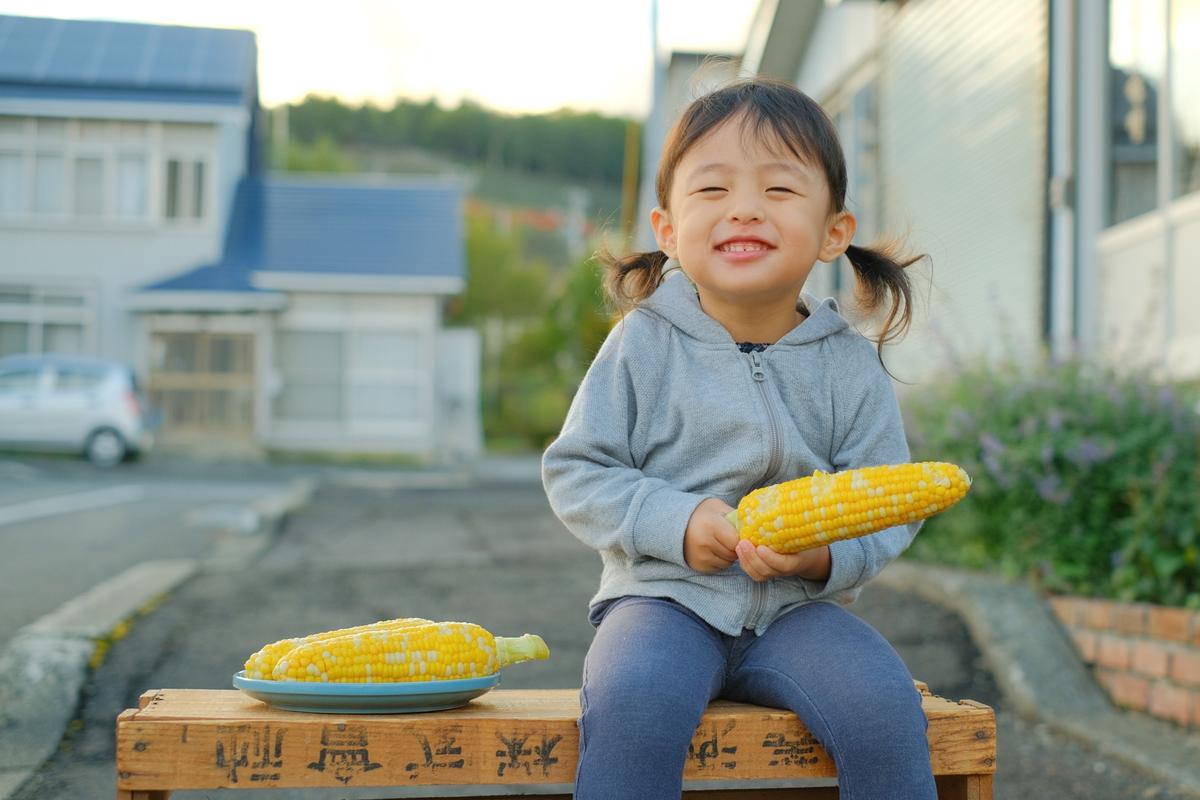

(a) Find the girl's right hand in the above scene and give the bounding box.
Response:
[683,498,740,572]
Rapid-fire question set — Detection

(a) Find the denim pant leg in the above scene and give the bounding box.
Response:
[725,601,936,800]
[575,597,727,800]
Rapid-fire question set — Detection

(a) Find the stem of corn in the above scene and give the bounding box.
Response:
[495,634,550,668]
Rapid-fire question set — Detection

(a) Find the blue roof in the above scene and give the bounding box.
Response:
[141,176,465,295]
[256,178,465,278]
[0,14,256,105]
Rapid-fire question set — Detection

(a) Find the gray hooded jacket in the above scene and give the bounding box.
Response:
[541,269,919,636]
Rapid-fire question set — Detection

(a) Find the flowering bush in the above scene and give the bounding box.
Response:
[903,355,1200,607]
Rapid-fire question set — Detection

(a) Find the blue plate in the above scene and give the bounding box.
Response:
[232,671,500,714]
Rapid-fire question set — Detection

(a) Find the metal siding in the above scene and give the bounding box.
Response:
[879,0,1048,381]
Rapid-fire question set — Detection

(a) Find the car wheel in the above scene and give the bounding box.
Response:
[84,427,128,467]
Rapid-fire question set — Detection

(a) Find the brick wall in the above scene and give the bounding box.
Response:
[1049,596,1200,728]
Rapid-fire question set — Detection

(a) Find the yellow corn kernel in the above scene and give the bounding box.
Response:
[270,621,550,683]
[243,617,432,679]
[725,461,971,554]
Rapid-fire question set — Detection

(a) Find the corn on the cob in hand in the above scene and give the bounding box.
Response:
[243,617,432,679]
[725,461,970,554]
[270,621,550,683]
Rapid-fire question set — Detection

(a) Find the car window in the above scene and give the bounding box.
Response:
[0,369,43,393]
[53,367,106,392]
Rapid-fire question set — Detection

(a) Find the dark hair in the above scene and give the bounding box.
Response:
[602,77,922,352]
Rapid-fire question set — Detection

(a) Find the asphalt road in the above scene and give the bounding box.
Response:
[7,476,1197,799]
[0,460,300,650]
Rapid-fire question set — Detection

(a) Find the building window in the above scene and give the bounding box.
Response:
[1171,0,1199,198]
[164,157,206,220]
[274,330,344,422]
[1108,0,1198,224]
[348,330,421,422]
[0,115,205,225]
[831,79,882,299]
[73,156,104,218]
[33,153,66,216]
[116,154,148,219]
[0,282,92,357]
[273,328,424,426]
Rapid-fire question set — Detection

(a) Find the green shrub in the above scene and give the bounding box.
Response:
[903,355,1200,607]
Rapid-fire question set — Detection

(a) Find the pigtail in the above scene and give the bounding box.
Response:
[599,249,671,312]
[844,243,923,356]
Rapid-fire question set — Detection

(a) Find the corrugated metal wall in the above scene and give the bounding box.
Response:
[877,0,1048,382]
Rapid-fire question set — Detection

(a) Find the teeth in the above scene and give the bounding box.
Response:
[720,242,767,252]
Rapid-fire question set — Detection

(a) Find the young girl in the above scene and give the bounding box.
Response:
[541,77,934,799]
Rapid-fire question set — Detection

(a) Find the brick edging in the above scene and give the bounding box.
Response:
[1049,596,1200,727]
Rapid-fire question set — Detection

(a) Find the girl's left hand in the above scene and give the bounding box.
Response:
[735,540,831,582]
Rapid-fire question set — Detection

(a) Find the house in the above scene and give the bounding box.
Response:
[0,14,481,461]
[658,0,1198,384]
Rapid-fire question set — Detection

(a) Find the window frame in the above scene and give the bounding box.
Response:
[0,116,214,228]
[1105,0,1199,227]
[0,281,97,357]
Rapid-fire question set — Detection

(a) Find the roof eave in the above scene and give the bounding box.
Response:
[251,272,465,296]
[742,0,824,81]
[127,290,286,313]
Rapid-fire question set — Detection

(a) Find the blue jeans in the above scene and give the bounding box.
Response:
[576,596,936,800]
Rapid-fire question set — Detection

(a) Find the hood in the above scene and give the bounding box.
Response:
[641,264,850,346]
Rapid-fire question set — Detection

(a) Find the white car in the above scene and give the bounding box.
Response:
[0,353,159,467]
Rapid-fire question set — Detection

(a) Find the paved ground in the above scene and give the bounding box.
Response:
[9,478,1199,799]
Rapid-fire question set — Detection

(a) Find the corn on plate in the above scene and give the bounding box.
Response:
[244,618,549,684]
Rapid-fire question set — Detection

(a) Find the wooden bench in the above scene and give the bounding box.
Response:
[116,682,995,799]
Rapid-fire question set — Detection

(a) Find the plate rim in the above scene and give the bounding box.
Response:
[232,670,500,697]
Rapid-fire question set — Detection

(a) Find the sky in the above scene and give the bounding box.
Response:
[0,0,760,117]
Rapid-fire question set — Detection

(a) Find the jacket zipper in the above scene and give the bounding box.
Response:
[744,350,781,630]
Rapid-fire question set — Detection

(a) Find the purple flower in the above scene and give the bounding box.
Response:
[979,433,1006,455]
[1066,437,1115,469]
[1035,473,1071,504]
[950,408,975,432]
[1045,409,1066,433]
[982,451,1013,489]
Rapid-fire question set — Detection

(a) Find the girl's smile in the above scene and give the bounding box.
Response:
[715,235,775,262]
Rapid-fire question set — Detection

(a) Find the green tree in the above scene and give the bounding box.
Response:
[276,95,630,186]
[275,134,356,173]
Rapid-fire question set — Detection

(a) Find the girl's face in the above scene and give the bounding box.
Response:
[651,115,855,311]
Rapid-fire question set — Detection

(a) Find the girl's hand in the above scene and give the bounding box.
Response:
[683,498,740,572]
[735,540,832,583]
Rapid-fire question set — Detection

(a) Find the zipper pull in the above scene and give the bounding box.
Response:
[750,352,766,382]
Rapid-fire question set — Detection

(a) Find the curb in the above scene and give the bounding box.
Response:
[0,478,315,800]
[877,560,1200,796]
[0,559,197,796]
[202,478,316,571]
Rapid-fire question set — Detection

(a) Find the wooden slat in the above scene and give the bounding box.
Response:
[403,792,841,800]
[117,689,994,792]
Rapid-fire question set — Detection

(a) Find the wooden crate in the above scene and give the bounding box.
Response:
[116,684,995,799]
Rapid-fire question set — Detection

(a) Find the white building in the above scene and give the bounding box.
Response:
[0,14,481,461]
[643,0,1199,383]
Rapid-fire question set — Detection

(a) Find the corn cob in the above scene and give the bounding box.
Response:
[270,621,550,683]
[244,617,432,679]
[725,461,970,554]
